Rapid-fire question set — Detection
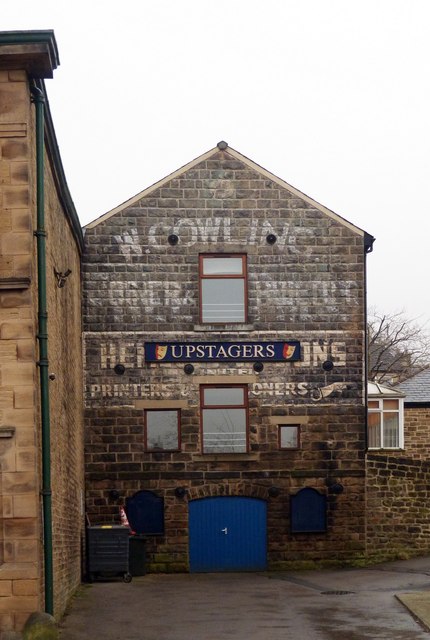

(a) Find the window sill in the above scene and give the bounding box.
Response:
[367,447,404,451]
[193,324,255,332]
[193,453,258,462]
[146,450,181,454]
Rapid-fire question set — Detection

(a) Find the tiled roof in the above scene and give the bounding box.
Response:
[396,368,430,403]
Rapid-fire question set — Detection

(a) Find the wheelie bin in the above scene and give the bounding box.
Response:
[86,525,132,582]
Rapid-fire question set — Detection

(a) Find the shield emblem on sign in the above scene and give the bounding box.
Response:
[155,345,168,360]
[283,343,296,359]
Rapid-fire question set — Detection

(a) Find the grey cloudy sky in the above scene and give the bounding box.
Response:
[4,1,430,325]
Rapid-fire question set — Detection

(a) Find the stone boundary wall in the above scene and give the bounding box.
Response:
[366,453,430,560]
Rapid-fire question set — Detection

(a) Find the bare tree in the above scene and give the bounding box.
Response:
[368,309,430,384]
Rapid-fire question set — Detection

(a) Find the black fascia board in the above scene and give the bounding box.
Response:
[404,402,430,409]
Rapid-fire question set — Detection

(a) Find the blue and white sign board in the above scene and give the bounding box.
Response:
[144,341,301,363]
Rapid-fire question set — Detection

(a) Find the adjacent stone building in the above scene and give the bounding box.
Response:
[83,143,374,572]
[0,32,84,630]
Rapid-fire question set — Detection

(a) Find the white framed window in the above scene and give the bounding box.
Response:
[199,254,247,324]
[200,385,248,453]
[144,409,180,452]
[368,398,404,449]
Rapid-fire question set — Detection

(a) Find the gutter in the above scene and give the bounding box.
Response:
[404,402,430,408]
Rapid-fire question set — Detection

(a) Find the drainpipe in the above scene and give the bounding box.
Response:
[364,232,375,451]
[31,82,54,616]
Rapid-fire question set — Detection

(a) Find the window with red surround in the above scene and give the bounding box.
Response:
[199,254,247,323]
[200,385,248,453]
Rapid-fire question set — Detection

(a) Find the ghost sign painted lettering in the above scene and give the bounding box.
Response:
[144,341,301,363]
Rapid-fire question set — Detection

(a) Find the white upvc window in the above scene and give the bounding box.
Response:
[368,398,404,449]
[199,254,247,324]
[201,385,248,453]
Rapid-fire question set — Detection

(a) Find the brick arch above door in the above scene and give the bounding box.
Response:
[187,482,270,502]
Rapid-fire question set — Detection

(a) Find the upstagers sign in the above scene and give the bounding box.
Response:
[144,341,301,363]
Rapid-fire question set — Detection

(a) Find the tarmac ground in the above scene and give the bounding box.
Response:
[59,556,430,640]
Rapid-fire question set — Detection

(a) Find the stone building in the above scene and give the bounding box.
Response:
[0,32,84,630]
[83,142,374,572]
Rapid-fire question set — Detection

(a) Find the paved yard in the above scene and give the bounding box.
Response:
[59,558,430,640]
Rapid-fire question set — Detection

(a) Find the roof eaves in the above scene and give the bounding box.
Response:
[0,30,59,78]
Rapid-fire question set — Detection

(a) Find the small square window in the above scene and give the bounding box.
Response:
[279,425,300,449]
[145,410,180,452]
[199,254,247,324]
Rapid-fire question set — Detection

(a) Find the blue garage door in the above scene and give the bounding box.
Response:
[189,496,267,572]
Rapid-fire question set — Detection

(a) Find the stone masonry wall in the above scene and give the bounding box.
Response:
[0,67,84,631]
[83,148,367,570]
[43,140,84,619]
[0,69,39,632]
[84,157,365,334]
[366,453,430,559]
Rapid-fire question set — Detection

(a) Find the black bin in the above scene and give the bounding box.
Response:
[129,535,146,576]
[87,525,131,582]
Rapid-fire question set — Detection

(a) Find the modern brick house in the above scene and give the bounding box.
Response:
[365,374,430,560]
[0,32,84,630]
[396,369,430,459]
[83,142,374,572]
[367,381,405,451]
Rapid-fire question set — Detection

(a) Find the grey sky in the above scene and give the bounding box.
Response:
[4,0,430,324]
